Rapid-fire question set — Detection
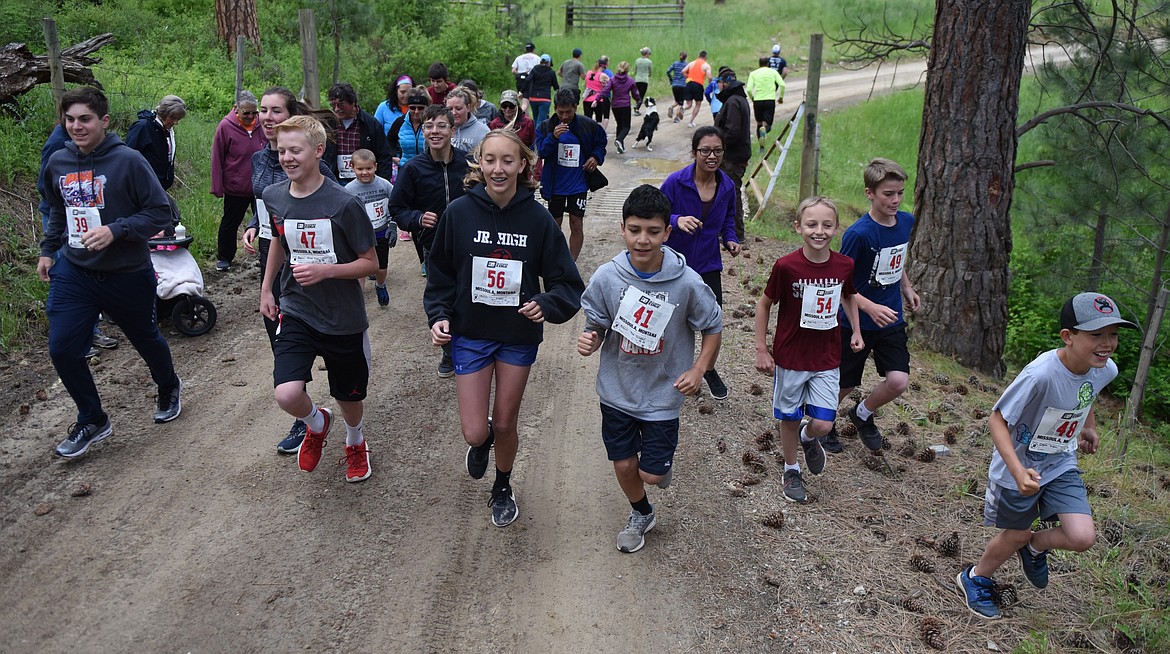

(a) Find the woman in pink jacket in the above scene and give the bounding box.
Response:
[210,90,266,271]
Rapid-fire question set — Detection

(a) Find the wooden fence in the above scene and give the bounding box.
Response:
[564,2,684,31]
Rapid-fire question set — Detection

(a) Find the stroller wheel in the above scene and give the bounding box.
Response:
[173,296,217,336]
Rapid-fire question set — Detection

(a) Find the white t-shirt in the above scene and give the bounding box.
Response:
[513,52,541,75]
[987,349,1117,490]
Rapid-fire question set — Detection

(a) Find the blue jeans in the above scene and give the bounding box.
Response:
[47,257,179,425]
[531,100,551,128]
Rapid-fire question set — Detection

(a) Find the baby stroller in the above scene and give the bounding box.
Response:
[149,226,217,336]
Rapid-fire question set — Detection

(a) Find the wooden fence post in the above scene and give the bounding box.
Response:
[565,3,573,33]
[798,34,823,202]
[42,18,65,111]
[299,9,320,109]
[235,35,246,103]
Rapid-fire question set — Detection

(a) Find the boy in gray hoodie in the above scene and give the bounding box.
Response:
[578,184,723,553]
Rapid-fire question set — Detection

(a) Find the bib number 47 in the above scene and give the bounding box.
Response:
[299,230,316,249]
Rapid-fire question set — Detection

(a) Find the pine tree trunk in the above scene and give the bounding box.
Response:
[216,0,262,56]
[908,0,1030,378]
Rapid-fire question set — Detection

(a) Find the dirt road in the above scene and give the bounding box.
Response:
[2,64,1027,654]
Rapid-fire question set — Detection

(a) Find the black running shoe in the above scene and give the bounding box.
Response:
[801,434,826,476]
[55,419,113,458]
[490,485,518,527]
[276,419,307,454]
[820,426,845,454]
[849,403,883,452]
[465,421,494,479]
[704,369,729,400]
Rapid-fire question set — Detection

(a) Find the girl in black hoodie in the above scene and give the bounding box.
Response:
[425,130,584,527]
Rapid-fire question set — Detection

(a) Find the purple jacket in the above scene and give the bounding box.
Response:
[609,73,641,109]
[211,108,266,197]
[660,163,739,274]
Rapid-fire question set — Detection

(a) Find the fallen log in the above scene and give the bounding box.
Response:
[0,33,115,104]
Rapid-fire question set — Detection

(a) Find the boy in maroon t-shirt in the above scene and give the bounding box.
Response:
[754,196,864,503]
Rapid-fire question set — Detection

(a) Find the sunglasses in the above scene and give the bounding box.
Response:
[409,105,428,111]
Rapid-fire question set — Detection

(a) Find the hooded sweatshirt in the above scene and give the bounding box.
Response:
[609,72,641,109]
[581,246,723,420]
[424,184,584,345]
[125,109,175,189]
[40,133,172,272]
[211,107,266,197]
[714,80,752,164]
[451,114,490,153]
[660,163,739,274]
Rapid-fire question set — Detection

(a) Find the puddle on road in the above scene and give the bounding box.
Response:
[625,157,681,174]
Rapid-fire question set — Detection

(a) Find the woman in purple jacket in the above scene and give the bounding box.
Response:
[210,90,266,271]
[660,125,740,399]
[608,61,641,154]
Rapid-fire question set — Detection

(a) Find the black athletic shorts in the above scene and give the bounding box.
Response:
[838,323,910,388]
[753,100,777,130]
[684,81,705,102]
[600,403,678,476]
[547,193,589,218]
[671,86,686,104]
[273,314,370,401]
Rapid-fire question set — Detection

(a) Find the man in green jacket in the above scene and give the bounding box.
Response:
[745,57,785,148]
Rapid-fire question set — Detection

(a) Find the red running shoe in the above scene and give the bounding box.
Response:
[298,407,332,472]
[343,441,371,482]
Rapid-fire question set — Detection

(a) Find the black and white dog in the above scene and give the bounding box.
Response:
[632,98,659,152]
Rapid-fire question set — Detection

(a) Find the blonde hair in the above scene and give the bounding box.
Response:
[618,61,630,74]
[464,130,538,190]
[273,115,326,149]
[351,148,376,165]
[445,87,474,109]
[863,157,908,191]
[794,195,839,224]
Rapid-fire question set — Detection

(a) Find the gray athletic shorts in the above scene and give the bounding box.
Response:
[983,468,1091,530]
[771,366,839,422]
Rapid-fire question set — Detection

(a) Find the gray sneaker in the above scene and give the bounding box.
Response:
[849,403,883,452]
[782,469,809,503]
[800,434,826,476]
[616,508,656,553]
[655,466,673,489]
[153,378,182,423]
[55,419,114,458]
[92,330,118,349]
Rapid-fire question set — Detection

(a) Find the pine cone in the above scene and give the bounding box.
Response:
[968,374,980,385]
[716,439,727,453]
[839,423,858,439]
[863,456,885,473]
[916,448,937,463]
[1060,630,1094,649]
[944,425,961,444]
[761,512,785,529]
[849,388,863,403]
[932,373,950,385]
[739,473,762,486]
[748,383,764,396]
[898,440,919,458]
[938,532,961,557]
[909,554,935,573]
[895,421,912,436]
[1102,520,1125,546]
[909,380,922,392]
[881,435,892,450]
[915,535,938,550]
[920,617,946,650]
[927,410,942,424]
[991,582,1018,607]
[901,595,927,613]
[953,383,969,396]
[742,451,767,474]
[972,407,989,419]
[698,403,715,415]
[1159,475,1170,490]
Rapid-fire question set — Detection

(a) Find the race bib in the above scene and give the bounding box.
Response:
[285,219,338,265]
[557,143,581,168]
[872,243,907,287]
[471,256,523,306]
[1028,405,1091,454]
[799,283,842,330]
[365,198,390,231]
[337,154,355,179]
[256,199,272,240]
[612,285,677,351]
[66,206,99,249]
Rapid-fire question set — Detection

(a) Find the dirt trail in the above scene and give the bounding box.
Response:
[0,63,962,653]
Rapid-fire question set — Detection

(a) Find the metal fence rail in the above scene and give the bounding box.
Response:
[565,3,684,31]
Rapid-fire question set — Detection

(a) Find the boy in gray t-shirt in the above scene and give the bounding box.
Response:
[260,116,378,484]
[957,292,1137,619]
[344,148,395,307]
[578,185,722,554]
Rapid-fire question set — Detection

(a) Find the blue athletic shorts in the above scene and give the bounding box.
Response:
[983,468,1092,530]
[451,335,539,375]
[599,403,678,476]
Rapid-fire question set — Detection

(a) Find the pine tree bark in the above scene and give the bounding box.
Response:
[216,0,261,56]
[908,0,1030,378]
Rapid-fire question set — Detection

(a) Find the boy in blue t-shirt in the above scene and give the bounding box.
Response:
[823,158,921,454]
[344,148,395,307]
[957,292,1137,619]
